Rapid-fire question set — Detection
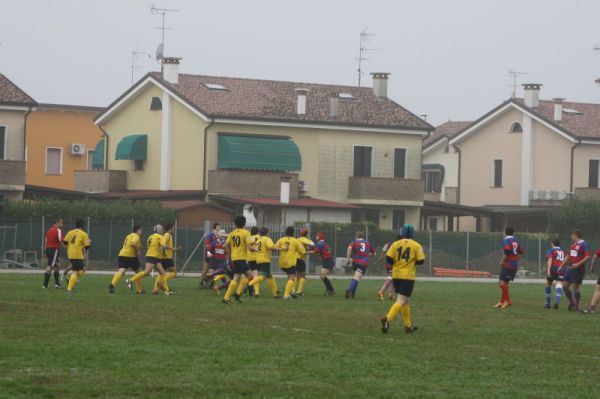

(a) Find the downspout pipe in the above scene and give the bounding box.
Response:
[98,125,110,170]
[23,106,33,161]
[570,140,581,193]
[453,143,462,231]
[202,120,215,197]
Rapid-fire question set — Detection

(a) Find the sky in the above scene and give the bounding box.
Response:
[1,0,600,125]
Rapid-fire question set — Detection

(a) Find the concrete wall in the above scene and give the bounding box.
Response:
[348,176,423,202]
[531,122,572,191]
[422,140,459,202]
[0,109,26,161]
[74,170,127,193]
[175,206,234,228]
[573,144,600,189]
[208,170,299,197]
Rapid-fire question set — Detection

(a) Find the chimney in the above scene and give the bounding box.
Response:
[162,57,182,84]
[280,176,291,204]
[295,88,309,115]
[553,98,564,122]
[522,83,542,108]
[371,72,390,98]
[329,93,339,118]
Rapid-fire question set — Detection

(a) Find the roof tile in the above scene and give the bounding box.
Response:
[0,74,36,106]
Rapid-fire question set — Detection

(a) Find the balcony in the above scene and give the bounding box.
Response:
[0,160,25,187]
[74,170,127,193]
[208,170,299,196]
[348,176,424,202]
[424,192,441,202]
[574,187,600,201]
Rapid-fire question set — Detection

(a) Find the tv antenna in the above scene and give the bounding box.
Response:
[508,69,528,97]
[356,29,380,87]
[131,50,149,86]
[150,5,179,60]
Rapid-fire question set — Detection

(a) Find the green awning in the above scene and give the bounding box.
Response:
[115,134,147,161]
[91,139,105,169]
[218,135,301,172]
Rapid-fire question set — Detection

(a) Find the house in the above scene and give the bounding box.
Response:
[86,58,433,228]
[446,84,600,232]
[26,103,104,190]
[0,74,36,201]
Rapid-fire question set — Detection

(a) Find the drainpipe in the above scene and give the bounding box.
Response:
[202,120,215,196]
[98,125,110,170]
[453,143,462,231]
[570,140,581,193]
[23,106,33,161]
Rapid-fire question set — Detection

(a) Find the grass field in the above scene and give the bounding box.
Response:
[1,273,599,399]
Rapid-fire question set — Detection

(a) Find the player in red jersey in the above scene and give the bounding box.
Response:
[314,232,336,296]
[345,231,375,299]
[544,239,565,309]
[493,227,523,308]
[581,249,600,314]
[199,223,221,289]
[42,218,64,289]
[561,229,590,311]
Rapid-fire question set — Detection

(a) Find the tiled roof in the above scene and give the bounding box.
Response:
[213,195,357,209]
[159,200,232,213]
[101,190,206,200]
[148,72,433,131]
[423,121,471,148]
[37,103,104,113]
[0,74,36,106]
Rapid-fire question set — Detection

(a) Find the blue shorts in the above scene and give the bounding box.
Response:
[499,267,517,283]
[352,263,368,275]
[321,258,335,270]
[566,267,585,284]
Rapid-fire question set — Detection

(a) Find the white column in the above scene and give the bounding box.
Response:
[160,91,171,191]
[521,115,533,205]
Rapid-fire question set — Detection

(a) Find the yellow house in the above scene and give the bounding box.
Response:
[87,58,433,228]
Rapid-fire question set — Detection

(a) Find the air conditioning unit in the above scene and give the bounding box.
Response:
[70,143,86,155]
[557,191,568,201]
[298,180,309,193]
[551,190,560,201]
[529,190,540,200]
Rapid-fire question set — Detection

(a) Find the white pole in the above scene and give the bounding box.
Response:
[40,216,45,260]
[429,230,433,275]
[174,219,178,267]
[466,231,470,271]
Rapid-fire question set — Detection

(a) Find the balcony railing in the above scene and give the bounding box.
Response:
[348,176,424,202]
[0,160,25,186]
[208,170,299,196]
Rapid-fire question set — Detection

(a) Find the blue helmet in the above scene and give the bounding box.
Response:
[400,224,415,239]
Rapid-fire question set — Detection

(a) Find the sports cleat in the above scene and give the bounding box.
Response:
[291,293,298,299]
[126,279,133,291]
[253,294,260,298]
[501,301,512,309]
[164,290,172,296]
[136,290,146,295]
[581,307,595,314]
[377,291,384,301]
[167,289,175,294]
[296,292,304,297]
[213,287,221,295]
[380,317,390,333]
[553,304,559,310]
[66,290,76,295]
[272,295,282,299]
[109,284,115,294]
[327,290,336,297]
[345,290,351,299]
[568,303,575,311]
[42,285,48,289]
[493,302,504,308]
[152,289,160,295]
[54,284,62,289]
[222,299,232,305]
[233,293,242,303]
[404,325,418,334]
[544,303,551,309]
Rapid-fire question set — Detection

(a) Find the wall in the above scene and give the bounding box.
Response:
[531,121,572,191]
[0,109,26,161]
[422,140,459,202]
[176,206,234,228]
[74,170,127,193]
[208,170,299,196]
[26,107,103,190]
[573,144,600,189]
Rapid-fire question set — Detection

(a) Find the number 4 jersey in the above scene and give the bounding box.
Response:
[385,238,426,281]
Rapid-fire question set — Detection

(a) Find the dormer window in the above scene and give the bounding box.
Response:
[509,122,522,133]
[149,97,162,110]
[204,83,228,91]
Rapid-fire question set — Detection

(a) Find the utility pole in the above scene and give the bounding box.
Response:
[356,29,379,87]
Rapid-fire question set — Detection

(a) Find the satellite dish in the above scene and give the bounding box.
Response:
[155,43,164,62]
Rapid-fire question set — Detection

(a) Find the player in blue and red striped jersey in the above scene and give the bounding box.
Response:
[544,239,565,309]
[199,223,221,288]
[494,227,523,309]
[345,231,375,299]
[561,229,591,311]
[581,249,600,314]
[314,232,336,296]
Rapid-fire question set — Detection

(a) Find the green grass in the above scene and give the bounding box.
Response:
[1,273,599,399]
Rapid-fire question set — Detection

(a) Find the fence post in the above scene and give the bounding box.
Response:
[429,230,433,275]
[108,220,113,263]
[29,216,33,250]
[174,219,178,266]
[40,216,45,259]
[466,231,470,271]
[365,223,369,241]
[333,223,338,259]
[87,216,91,262]
[538,233,542,277]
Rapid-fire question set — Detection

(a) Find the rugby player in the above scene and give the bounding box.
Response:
[544,239,565,309]
[248,226,282,298]
[222,215,253,304]
[493,227,523,308]
[275,226,305,299]
[42,218,64,289]
[296,228,315,296]
[109,225,142,294]
[127,225,170,295]
[63,219,91,294]
[345,231,375,299]
[314,232,335,296]
[561,229,590,311]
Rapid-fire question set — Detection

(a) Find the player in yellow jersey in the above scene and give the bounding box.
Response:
[296,228,315,296]
[248,226,282,298]
[127,225,170,295]
[62,219,91,294]
[381,224,425,334]
[153,223,180,294]
[222,215,253,304]
[238,226,260,297]
[109,225,142,294]
[276,226,306,299]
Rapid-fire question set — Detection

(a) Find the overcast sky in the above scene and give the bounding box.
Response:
[1,0,600,125]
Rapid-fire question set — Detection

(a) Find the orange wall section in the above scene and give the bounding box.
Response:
[26,105,103,190]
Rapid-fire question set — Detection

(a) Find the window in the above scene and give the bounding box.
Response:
[134,160,144,171]
[428,217,439,231]
[149,97,162,110]
[45,148,63,175]
[392,209,406,230]
[589,160,600,188]
[339,93,356,100]
[0,126,5,159]
[394,148,406,178]
[492,159,503,187]
[204,83,228,91]
[353,146,372,177]
[509,122,522,133]
[87,150,95,170]
[351,209,380,225]
[422,171,443,193]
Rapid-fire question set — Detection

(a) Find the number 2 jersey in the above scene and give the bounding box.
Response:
[385,238,426,281]
[502,235,523,269]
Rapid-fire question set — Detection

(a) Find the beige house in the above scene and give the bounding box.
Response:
[0,74,36,201]
[86,58,433,228]
[447,84,600,232]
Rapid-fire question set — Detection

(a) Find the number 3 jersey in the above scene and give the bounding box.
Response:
[385,238,426,281]
[348,239,375,265]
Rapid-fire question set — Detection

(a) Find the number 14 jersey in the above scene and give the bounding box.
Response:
[385,238,426,281]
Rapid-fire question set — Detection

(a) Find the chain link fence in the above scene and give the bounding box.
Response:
[1,217,594,278]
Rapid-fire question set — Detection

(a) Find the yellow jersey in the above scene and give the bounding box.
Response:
[146,233,163,258]
[226,228,251,261]
[63,228,91,260]
[246,234,260,262]
[256,236,276,264]
[385,238,426,280]
[297,236,313,260]
[276,236,305,268]
[118,233,140,257]
[161,232,174,260]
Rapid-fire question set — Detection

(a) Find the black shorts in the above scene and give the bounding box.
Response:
[566,267,585,285]
[162,258,175,269]
[146,256,162,266]
[546,273,564,282]
[393,279,415,297]
[353,263,368,275]
[499,267,517,283]
[69,259,85,271]
[282,266,297,275]
[321,258,335,270]
[231,260,249,275]
[45,248,60,267]
[296,259,306,273]
[204,255,212,264]
[118,256,140,271]
[210,258,228,270]
[258,262,271,275]
[248,261,258,271]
